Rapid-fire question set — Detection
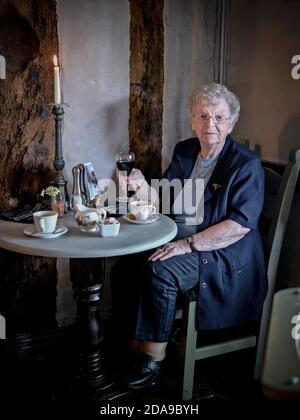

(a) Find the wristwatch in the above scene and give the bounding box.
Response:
[186,236,197,252]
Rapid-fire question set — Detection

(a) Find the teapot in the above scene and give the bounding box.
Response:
[74,204,106,232]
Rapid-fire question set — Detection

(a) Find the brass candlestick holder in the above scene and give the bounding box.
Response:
[49,103,70,211]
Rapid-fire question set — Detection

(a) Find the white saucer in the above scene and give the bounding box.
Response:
[123,214,160,224]
[23,225,68,239]
[80,226,98,233]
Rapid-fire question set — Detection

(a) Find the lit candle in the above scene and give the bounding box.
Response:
[53,55,61,104]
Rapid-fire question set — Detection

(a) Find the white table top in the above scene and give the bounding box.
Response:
[0,213,178,259]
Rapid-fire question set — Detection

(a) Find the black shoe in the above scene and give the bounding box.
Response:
[123,353,165,391]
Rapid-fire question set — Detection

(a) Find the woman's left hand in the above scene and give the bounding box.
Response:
[148,240,191,261]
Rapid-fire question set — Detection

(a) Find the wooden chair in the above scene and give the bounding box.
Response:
[176,149,300,400]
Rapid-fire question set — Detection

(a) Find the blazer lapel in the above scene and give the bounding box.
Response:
[169,136,234,204]
[204,136,233,203]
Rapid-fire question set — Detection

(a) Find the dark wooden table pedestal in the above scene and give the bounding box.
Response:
[70,258,113,399]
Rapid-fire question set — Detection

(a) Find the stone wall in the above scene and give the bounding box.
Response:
[0,0,58,207]
[0,0,59,335]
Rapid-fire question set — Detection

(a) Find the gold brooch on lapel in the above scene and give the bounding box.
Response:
[212,183,222,191]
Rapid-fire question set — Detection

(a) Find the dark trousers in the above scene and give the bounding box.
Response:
[111,251,200,344]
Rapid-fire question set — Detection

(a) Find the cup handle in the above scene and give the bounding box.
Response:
[97,208,107,220]
[150,206,156,215]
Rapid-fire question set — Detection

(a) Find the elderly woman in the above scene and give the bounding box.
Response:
[115,83,267,391]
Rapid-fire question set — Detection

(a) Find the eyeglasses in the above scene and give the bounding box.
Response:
[193,113,230,125]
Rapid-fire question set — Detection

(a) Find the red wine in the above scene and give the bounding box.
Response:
[116,160,134,175]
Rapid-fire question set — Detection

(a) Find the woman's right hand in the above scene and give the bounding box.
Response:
[127,169,146,193]
[116,167,146,194]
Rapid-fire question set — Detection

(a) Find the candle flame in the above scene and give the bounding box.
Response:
[53,55,58,67]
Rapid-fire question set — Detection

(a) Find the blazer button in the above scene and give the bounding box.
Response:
[201,258,208,264]
[201,282,207,288]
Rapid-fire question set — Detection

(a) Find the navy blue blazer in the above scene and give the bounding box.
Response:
[162,135,268,330]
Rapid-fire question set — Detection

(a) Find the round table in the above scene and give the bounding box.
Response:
[0,213,177,398]
[0,213,177,258]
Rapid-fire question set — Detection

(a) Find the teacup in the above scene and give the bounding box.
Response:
[129,201,157,221]
[33,211,58,233]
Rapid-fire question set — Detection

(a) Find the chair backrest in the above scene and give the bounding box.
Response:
[238,138,261,158]
[255,149,300,379]
[238,138,250,148]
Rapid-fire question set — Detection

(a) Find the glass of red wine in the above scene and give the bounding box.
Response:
[116,151,135,202]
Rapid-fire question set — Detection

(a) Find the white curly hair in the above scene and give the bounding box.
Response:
[187,83,240,131]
